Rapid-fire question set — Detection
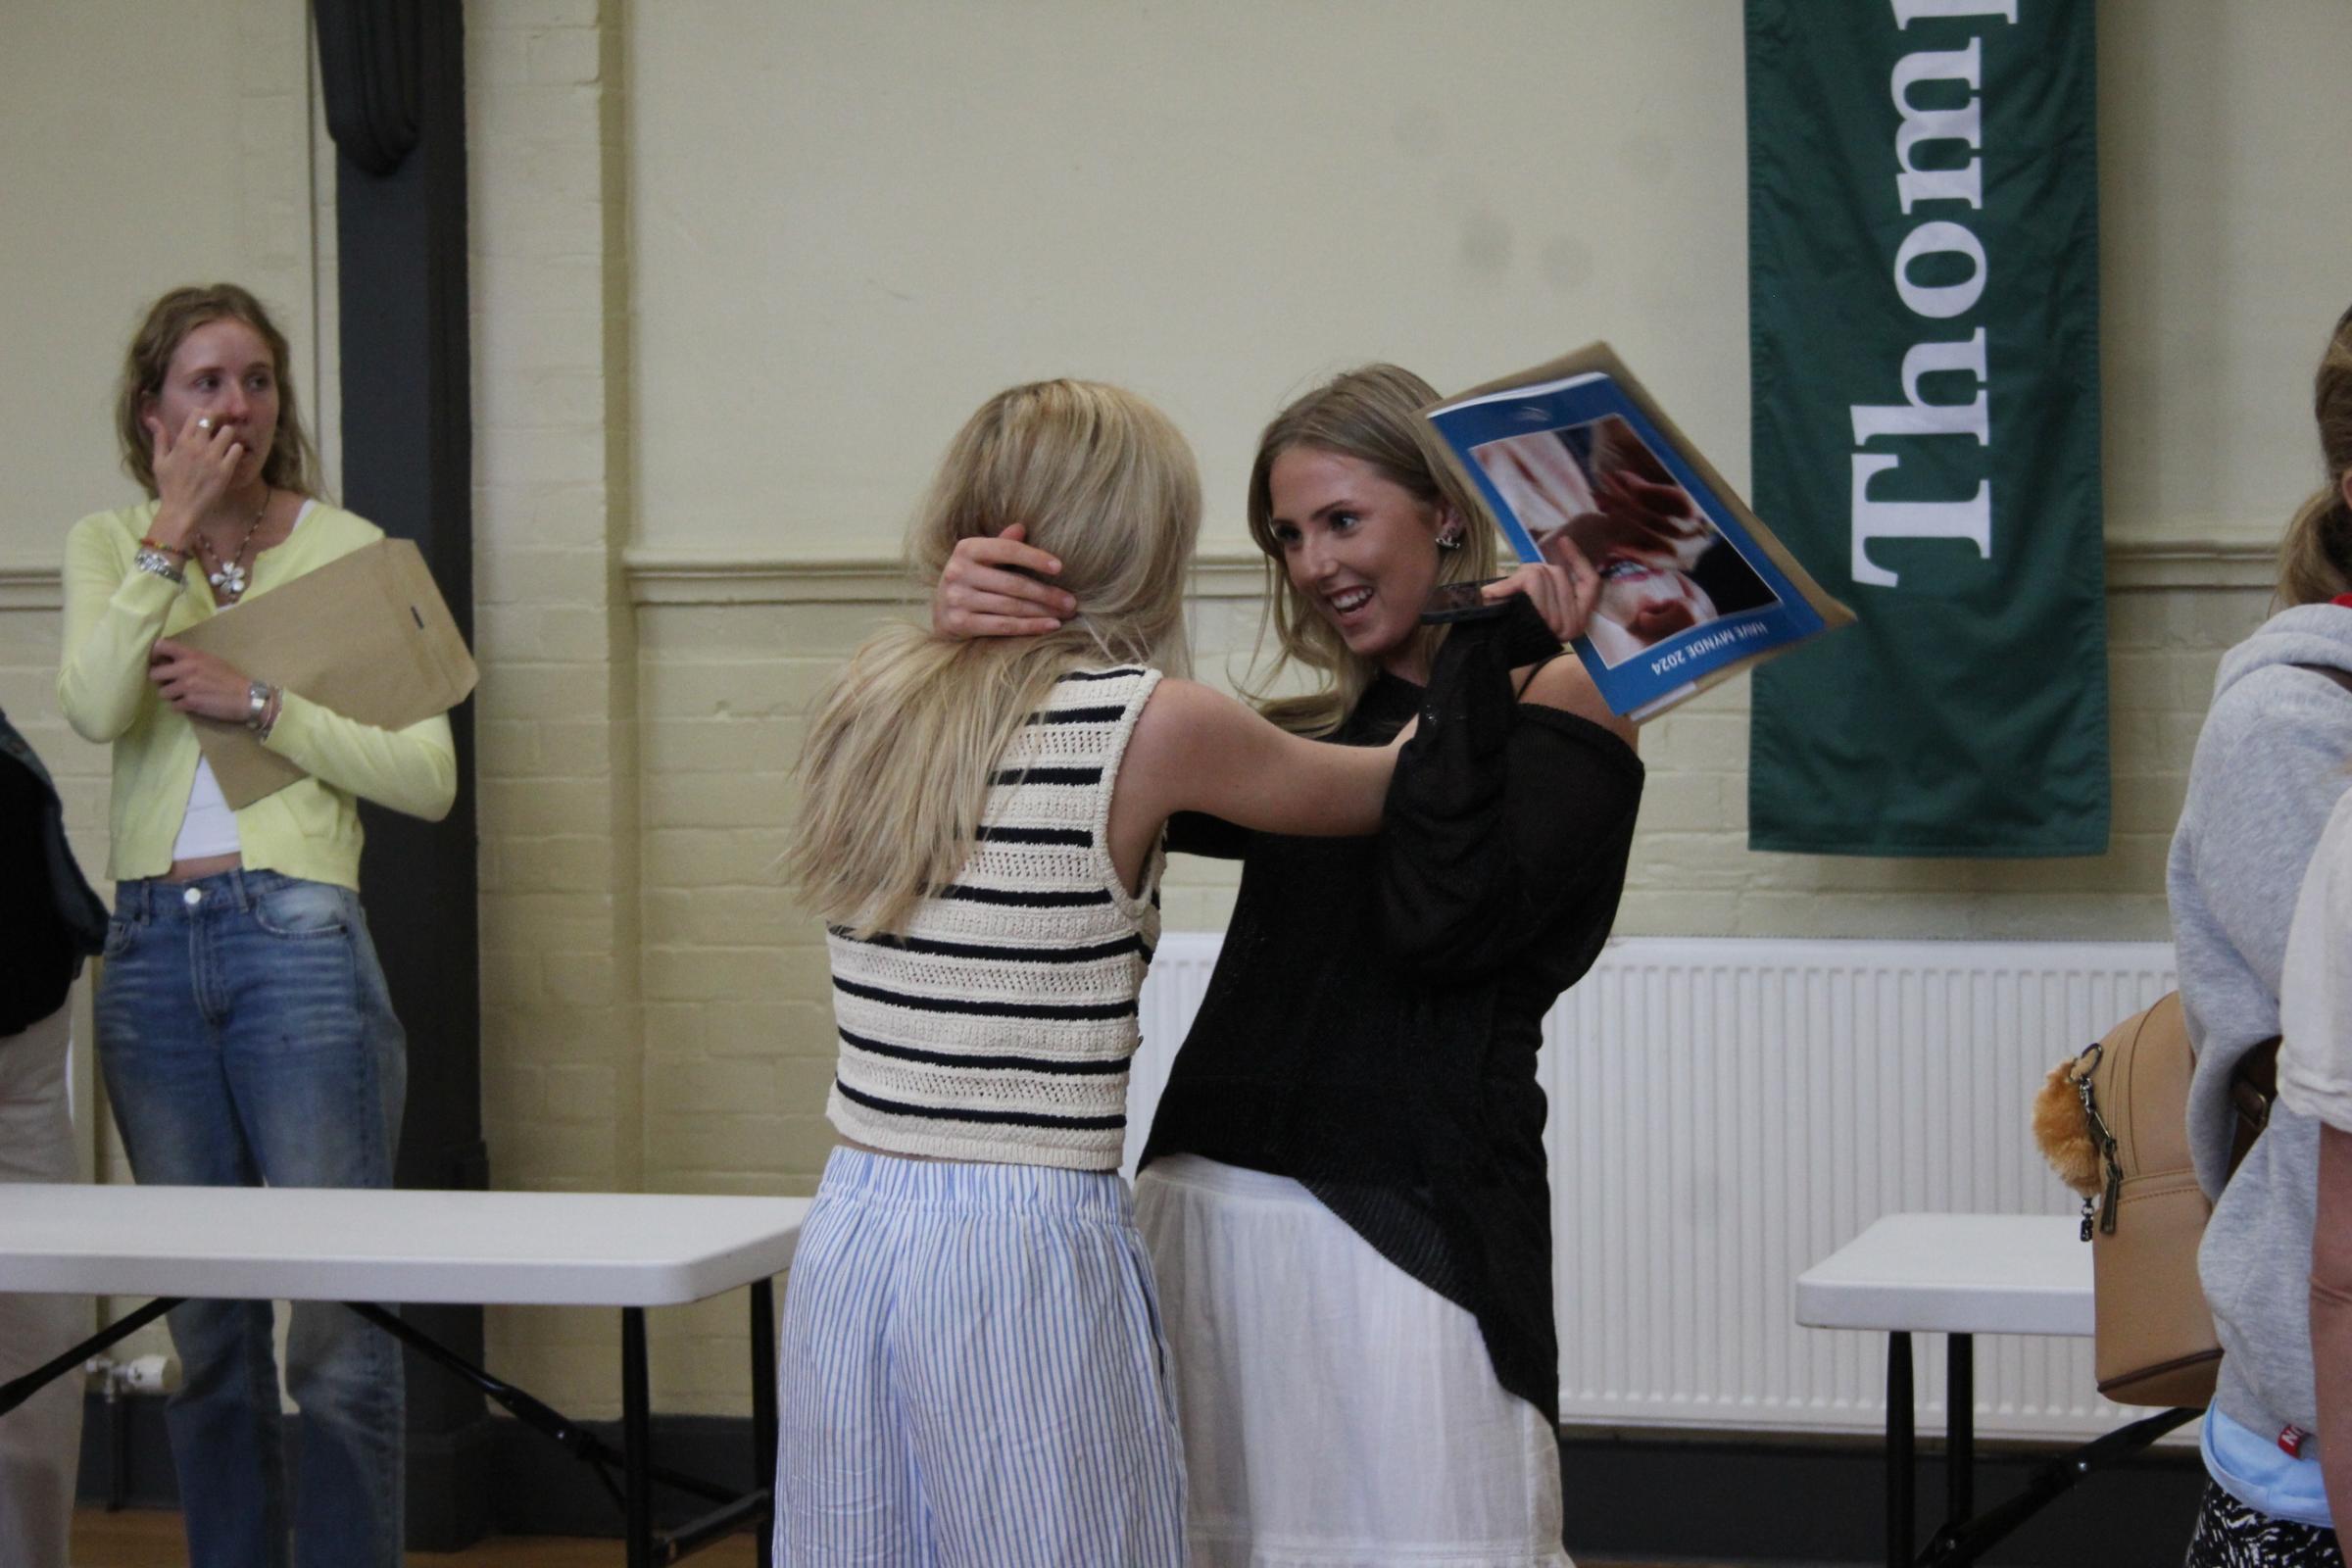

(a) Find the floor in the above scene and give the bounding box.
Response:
[70,1507,1716,1566]
[70,1507,758,1566]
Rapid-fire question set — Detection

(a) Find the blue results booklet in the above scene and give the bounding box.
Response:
[1425,343,1851,721]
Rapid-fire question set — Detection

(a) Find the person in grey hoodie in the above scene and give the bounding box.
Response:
[2174,302,2352,1565]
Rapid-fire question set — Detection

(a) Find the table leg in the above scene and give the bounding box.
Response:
[0,1296,180,1418]
[752,1278,777,1568]
[624,1306,651,1568]
[1887,1330,1914,1568]
[1945,1334,1974,1529]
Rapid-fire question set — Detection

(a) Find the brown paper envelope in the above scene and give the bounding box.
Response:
[173,539,478,808]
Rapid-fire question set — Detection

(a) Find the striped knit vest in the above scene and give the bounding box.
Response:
[824,665,1164,1170]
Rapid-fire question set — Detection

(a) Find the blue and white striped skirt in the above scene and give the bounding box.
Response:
[772,1146,1187,1566]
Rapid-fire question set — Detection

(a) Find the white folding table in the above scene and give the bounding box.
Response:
[1796,1212,2199,1568]
[0,1185,808,1567]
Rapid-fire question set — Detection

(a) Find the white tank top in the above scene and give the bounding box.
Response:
[172,760,241,859]
[167,499,316,861]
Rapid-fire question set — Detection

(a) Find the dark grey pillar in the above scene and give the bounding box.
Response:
[313,0,491,1549]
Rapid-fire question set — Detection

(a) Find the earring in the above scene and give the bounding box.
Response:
[1436,527,1464,552]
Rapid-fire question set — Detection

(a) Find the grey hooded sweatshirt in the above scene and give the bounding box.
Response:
[2171,603,2352,1459]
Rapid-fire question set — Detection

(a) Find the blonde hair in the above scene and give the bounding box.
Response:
[1240,365,1497,736]
[788,380,1200,936]
[2277,303,2352,608]
[115,284,321,501]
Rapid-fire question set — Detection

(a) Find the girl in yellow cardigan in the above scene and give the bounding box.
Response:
[58,283,453,1568]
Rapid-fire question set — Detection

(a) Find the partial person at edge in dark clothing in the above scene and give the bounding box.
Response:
[0,705,108,1568]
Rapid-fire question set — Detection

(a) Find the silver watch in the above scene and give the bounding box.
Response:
[244,680,271,730]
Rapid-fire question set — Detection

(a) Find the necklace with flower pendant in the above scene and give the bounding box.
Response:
[196,492,271,603]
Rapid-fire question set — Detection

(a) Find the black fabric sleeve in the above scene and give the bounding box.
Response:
[1380,601,1644,982]
[0,756,79,1036]
[1165,810,1249,861]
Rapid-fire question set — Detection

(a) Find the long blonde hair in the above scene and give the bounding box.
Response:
[1240,365,1497,736]
[2278,304,2352,607]
[788,380,1200,936]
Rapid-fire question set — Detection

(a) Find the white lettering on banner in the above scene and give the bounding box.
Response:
[1851,329,1988,445]
[1892,0,2017,24]
[1893,41,1984,212]
[1851,458,1991,588]
[1849,3,2011,590]
[1892,221,1987,318]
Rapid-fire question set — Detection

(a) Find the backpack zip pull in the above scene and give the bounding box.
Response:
[2072,1043,2123,1237]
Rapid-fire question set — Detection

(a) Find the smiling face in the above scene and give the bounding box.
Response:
[143,318,280,488]
[1265,445,1451,681]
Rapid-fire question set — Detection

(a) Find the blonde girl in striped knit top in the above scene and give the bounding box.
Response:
[773,378,1583,1565]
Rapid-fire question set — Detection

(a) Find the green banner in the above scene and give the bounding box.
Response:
[1746,0,2108,857]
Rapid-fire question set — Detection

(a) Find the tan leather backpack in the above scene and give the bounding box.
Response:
[2050,994,2278,1407]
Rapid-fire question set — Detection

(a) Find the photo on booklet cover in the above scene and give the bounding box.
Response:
[1469,414,1780,669]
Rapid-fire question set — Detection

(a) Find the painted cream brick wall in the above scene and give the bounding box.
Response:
[467,0,648,1411]
[627,594,873,1414]
[638,602,874,1188]
[0,0,319,559]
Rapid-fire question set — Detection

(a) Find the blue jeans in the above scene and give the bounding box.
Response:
[97,869,406,1568]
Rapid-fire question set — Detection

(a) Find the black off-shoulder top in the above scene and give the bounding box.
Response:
[1140,603,1646,1423]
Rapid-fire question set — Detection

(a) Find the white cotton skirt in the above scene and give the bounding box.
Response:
[1134,1154,1573,1568]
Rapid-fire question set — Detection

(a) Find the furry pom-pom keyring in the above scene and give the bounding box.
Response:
[2033,1054,2104,1199]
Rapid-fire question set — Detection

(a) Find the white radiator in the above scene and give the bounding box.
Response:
[1132,934,2177,1442]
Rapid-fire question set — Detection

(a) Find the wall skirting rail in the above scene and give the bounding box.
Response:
[0,535,2284,615]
